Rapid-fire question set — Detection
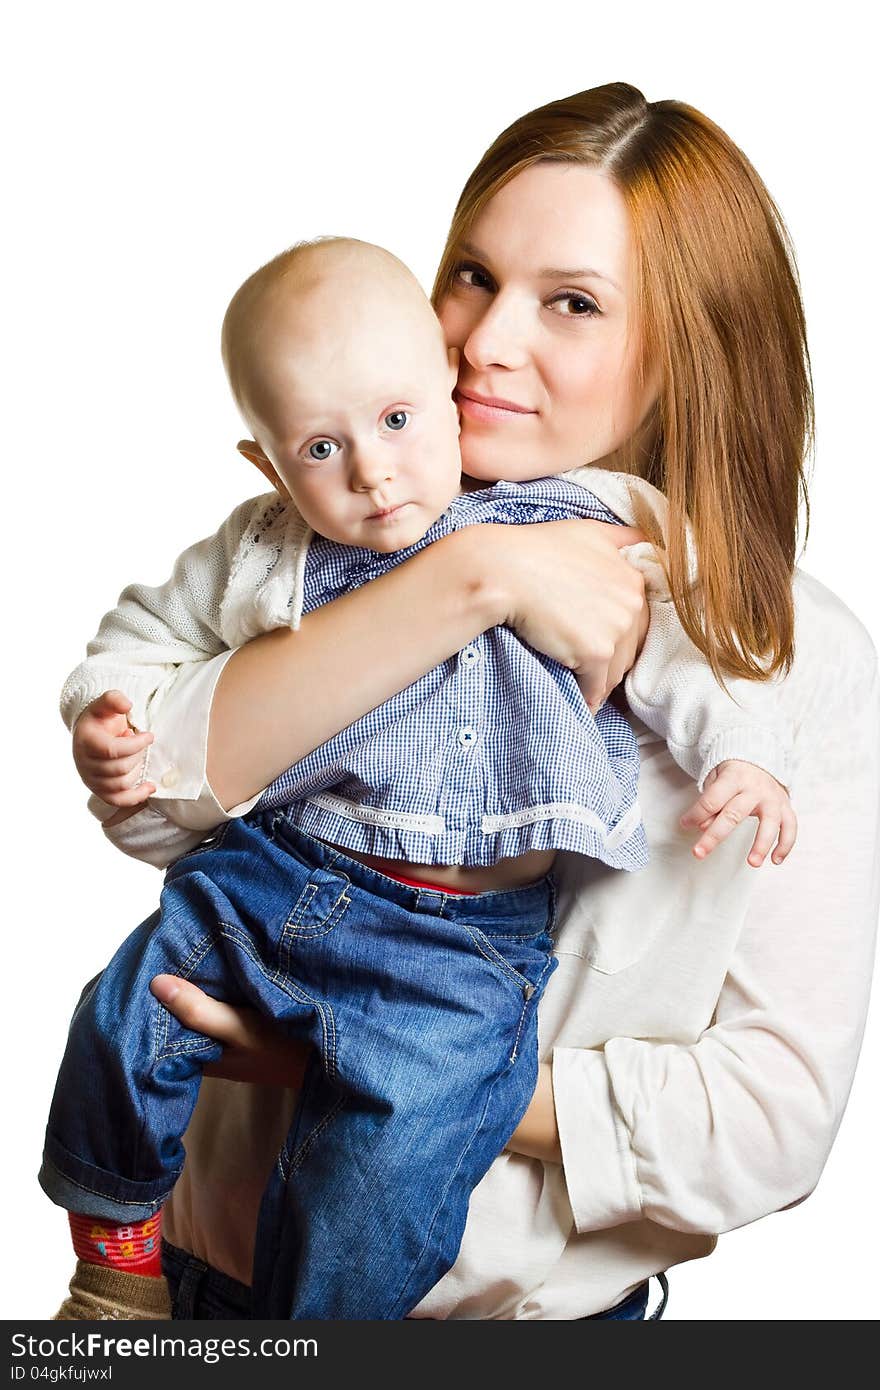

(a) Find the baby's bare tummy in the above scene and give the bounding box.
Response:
[318,841,557,892]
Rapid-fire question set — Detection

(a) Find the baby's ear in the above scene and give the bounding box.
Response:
[446,346,460,389]
[236,440,290,498]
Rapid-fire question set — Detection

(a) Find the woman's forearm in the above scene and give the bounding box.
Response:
[505,1062,562,1163]
[207,527,507,809]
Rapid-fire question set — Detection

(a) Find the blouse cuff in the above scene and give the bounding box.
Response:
[141,650,262,831]
[552,1046,643,1233]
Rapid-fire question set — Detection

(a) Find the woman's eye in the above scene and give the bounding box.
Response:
[550,292,600,318]
[384,411,409,431]
[307,439,340,461]
[455,263,494,292]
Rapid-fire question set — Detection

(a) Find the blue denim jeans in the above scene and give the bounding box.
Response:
[40,812,557,1320]
[161,1242,669,1320]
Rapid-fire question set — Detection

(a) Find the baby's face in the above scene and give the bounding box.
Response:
[241,271,462,552]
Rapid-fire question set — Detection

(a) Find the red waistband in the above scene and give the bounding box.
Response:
[380,867,471,896]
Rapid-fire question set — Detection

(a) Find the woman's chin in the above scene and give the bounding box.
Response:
[459,445,536,485]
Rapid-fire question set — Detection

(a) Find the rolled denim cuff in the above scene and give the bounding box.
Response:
[39,1137,177,1223]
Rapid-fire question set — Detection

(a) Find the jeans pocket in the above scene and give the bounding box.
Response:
[277,867,353,973]
[458,881,557,1000]
[456,919,556,1001]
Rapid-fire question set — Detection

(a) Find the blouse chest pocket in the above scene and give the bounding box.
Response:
[550,738,710,974]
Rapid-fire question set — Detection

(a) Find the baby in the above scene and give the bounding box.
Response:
[43,238,795,1321]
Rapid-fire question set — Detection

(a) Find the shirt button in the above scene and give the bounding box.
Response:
[160,768,180,789]
[460,645,481,666]
[458,726,478,748]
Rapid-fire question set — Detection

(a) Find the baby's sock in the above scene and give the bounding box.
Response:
[68,1212,164,1278]
[53,1262,171,1321]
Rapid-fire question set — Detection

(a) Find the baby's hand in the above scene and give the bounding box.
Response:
[72,690,156,807]
[679,760,797,868]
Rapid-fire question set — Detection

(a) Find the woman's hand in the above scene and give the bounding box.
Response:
[486,520,649,713]
[153,973,562,1163]
[150,975,311,1089]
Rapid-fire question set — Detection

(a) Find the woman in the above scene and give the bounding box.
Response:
[80,83,879,1319]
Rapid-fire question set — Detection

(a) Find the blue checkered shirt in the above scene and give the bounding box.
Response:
[258,477,647,870]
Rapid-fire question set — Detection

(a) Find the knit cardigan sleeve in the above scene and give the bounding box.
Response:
[566,468,793,791]
[60,495,263,734]
[60,492,315,866]
[61,489,313,729]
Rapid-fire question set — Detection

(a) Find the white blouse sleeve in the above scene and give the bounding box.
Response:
[552,598,879,1235]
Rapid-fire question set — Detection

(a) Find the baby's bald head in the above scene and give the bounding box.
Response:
[222,237,449,425]
[219,237,462,553]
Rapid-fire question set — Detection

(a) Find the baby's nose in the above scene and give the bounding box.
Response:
[350,446,394,490]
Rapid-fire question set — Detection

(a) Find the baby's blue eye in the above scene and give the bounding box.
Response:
[385,411,409,431]
[308,439,340,461]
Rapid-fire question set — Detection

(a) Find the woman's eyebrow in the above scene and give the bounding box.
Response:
[458,242,620,293]
[538,265,621,291]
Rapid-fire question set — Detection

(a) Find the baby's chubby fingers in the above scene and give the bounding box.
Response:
[682,759,796,865]
[86,689,136,722]
[105,729,154,759]
[83,746,152,779]
[746,811,783,868]
[690,790,757,859]
[679,764,731,830]
[92,781,156,808]
[88,729,153,762]
[771,802,798,866]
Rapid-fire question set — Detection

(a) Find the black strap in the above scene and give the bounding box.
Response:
[646,1271,670,1320]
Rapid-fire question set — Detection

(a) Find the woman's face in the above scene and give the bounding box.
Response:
[437,162,657,481]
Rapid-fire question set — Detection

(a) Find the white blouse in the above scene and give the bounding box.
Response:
[78,569,880,1318]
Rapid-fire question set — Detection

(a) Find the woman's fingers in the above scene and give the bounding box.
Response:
[608,525,647,549]
[604,613,645,698]
[149,976,310,1088]
[150,975,254,1045]
[504,520,647,684]
[579,659,612,714]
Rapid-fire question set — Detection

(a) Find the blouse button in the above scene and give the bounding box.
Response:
[160,767,180,789]
[458,726,478,748]
[460,645,481,666]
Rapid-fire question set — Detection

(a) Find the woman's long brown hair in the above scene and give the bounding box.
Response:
[432,83,812,681]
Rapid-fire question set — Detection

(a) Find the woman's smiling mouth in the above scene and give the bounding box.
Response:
[455,388,537,422]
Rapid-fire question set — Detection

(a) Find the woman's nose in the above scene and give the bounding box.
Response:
[461,291,531,373]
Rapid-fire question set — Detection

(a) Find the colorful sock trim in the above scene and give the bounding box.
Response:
[68,1211,164,1277]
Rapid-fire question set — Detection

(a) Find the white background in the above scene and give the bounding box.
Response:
[4,0,878,1321]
